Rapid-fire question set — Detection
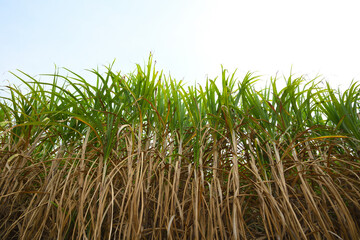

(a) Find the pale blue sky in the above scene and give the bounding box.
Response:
[1,0,360,90]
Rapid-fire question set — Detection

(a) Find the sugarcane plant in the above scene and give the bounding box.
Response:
[0,54,360,239]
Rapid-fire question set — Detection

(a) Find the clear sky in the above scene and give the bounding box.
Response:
[1,0,359,90]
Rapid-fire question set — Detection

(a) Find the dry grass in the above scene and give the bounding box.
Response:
[1,131,360,239]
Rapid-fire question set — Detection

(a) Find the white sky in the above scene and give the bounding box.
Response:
[1,0,360,91]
